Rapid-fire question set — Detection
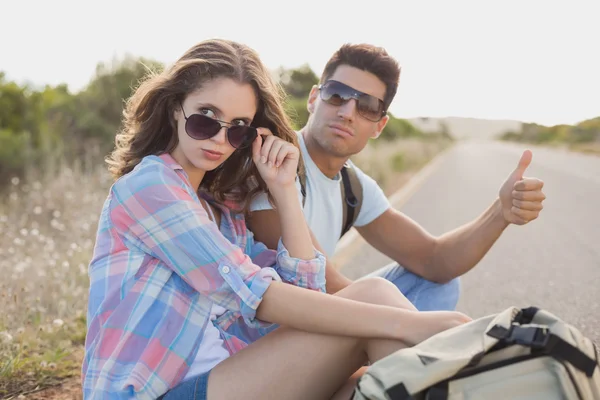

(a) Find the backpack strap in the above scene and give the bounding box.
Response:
[340,162,363,239]
[298,166,307,207]
[298,162,363,239]
[487,324,598,377]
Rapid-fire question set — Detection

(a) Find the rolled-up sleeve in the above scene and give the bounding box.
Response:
[246,229,326,292]
[275,238,326,292]
[109,161,281,326]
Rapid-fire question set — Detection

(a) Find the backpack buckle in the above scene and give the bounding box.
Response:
[507,325,550,349]
[345,195,359,207]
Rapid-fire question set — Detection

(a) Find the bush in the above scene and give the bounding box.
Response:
[0,130,30,183]
[391,152,405,171]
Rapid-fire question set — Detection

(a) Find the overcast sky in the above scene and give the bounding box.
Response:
[2,0,598,126]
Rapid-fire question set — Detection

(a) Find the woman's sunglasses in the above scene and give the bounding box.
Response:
[180,103,258,149]
[318,80,386,122]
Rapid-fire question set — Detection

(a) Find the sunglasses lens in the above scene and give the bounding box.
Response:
[321,81,384,122]
[357,97,384,122]
[185,114,221,140]
[320,82,347,106]
[227,126,257,149]
[185,113,257,149]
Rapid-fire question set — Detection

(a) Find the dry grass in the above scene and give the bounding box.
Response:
[569,142,600,155]
[351,137,454,195]
[0,163,112,398]
[0,137,452,398]
[505,140,600,157]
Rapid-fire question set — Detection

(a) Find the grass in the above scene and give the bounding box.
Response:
[500,137,600,157]
[0,161,111,399]
[351,136,454,195]
[569,142,600,155]
[0,136,452,398]
[0,317,86,399]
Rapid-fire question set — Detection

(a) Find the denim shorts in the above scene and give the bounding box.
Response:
[159,371,211,400]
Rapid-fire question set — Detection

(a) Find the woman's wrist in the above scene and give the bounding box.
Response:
[389,308,421,342]
[269,184,299,209]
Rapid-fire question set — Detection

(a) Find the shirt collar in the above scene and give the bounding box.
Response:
[158,152,183,171]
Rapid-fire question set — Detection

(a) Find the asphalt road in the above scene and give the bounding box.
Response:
[339,140,600,345]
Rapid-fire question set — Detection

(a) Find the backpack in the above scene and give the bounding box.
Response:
[298,161,363,239]
[353,306,600,400]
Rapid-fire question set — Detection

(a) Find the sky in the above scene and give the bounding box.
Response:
[1,0,598,126]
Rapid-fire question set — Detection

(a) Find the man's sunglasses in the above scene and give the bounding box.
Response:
[318,80,386,122]
[180,103,257,149]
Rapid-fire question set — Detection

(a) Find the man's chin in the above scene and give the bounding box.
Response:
[322,139,355,158]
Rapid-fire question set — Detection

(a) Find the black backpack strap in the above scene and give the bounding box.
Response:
[340,162,363,238]
[384,382,415,400]
[297,165,307,207]
[298,161,361,236]
[487,324,598,377]
[515,306,540,324]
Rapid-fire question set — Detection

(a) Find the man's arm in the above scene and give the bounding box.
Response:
[248,209,354,294]
[356,149,545,284]
[356,199,509,284]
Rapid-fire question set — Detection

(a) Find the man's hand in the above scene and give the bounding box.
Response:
[499,150,546,225]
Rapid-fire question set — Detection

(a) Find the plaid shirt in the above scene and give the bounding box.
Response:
[83,154,326,399]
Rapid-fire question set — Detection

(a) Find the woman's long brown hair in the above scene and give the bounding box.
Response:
[106,38,303,212]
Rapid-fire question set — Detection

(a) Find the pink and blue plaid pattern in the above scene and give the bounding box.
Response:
[83,154,326,399]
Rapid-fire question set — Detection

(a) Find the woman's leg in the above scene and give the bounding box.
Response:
[330,366,368,400]
[207,277,414,400]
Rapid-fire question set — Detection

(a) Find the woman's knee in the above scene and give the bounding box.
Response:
[339,277,415,310]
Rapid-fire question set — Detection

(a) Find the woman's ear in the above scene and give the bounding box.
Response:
[173,103,181,121]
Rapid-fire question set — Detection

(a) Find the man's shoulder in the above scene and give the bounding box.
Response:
[345,159,375,187]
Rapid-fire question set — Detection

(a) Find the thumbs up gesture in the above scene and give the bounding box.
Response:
[499,150,546,225]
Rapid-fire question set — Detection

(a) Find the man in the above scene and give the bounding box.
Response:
[248,43,546,311]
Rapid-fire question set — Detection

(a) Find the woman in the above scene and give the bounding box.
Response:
[83,38,470,400]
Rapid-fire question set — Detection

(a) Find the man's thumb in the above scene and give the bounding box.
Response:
[514,149,533,178]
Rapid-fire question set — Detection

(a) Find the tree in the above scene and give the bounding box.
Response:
[0,56,165,183]
[379,112,423,141]
[276,64,318,99]
[76,56,164,146]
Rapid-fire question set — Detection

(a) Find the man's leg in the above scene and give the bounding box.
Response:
[359,263,460,311]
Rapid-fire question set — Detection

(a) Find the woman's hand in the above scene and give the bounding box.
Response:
[252,128,299,191]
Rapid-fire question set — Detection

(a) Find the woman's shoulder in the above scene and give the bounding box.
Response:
[199,191,245,221]
[130,153,181,179]
[113,154,186,194]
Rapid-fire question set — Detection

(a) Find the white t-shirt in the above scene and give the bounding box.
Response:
[182,304,229,381]
[249,132,390,257]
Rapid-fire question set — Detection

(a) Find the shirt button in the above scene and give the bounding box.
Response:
[222,266,230,274]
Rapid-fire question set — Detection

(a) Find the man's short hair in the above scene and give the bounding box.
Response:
[321,43,401,111]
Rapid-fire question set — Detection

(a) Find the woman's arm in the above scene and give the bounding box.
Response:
[246,229,327,293]
[270,185,315,260]
[253,131,315,260]
[259,281,405,339]
[257,281,470,345]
